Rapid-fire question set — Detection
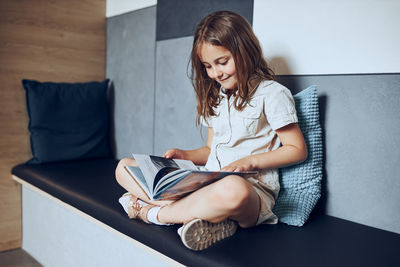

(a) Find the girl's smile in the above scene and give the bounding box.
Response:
[199,43,238,90]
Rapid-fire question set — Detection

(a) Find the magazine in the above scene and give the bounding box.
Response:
[124,154,258,200]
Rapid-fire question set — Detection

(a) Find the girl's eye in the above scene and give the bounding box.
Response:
[220,61,228,65]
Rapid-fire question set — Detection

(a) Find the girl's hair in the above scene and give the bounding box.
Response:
[191,10,275,125]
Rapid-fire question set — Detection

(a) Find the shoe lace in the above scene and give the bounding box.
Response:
[128,198,142,217]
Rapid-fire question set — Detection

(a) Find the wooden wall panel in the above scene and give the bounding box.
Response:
[0,0,105,251]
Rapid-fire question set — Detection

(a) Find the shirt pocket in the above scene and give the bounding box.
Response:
[237,101,262,135]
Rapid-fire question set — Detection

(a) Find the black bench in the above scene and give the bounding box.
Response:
[12,158,400,267]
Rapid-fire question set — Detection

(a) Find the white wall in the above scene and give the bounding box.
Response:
[106,0,157,17]
[106,0,400,74]
[254,0,400,75]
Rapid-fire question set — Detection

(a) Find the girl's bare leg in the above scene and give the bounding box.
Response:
[115,158,174,206]
[157,175,260,228]
[115,158,260,228]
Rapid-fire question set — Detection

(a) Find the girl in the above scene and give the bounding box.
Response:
[115,10,307,251]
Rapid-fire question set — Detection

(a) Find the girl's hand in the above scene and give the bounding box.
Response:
[220,156,255,172]
[163,148,186,159]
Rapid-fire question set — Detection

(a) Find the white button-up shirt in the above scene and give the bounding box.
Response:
[203,81,298,199]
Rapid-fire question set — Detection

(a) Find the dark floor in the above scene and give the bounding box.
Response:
[0,249,42,267]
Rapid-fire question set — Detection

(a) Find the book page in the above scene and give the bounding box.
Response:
[133,154,159,192]
[124,166,151,198]
[153,169,190,193]
[173,159,198,170]
[133,154,197,193]
[153,170,258,200]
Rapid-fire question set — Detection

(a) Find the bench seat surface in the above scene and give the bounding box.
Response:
[12,158,400,267]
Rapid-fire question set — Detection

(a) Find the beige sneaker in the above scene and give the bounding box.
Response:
[180,218,238,251]
[119,193,154,223]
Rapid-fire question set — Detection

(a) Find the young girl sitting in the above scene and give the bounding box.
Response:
[115,10,307,251]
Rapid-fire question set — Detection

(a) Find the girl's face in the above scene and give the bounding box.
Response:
[199,43,237,90]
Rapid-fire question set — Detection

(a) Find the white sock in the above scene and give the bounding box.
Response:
[147,206,172,226]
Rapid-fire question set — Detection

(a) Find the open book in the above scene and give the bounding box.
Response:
[124,154,258,201]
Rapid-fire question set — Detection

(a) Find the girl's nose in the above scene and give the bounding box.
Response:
[216,70,223,79]
[211,67,223,79]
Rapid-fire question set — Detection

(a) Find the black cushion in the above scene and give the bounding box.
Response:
[22,79,111,164]
[12,160,400,267]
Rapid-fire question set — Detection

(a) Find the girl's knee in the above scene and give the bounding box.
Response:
[115,158,136,183]
[211,175,252,212]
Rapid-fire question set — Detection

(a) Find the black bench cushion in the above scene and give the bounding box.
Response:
[12,159,400,267]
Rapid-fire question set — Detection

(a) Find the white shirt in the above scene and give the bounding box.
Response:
[202,80,298,198]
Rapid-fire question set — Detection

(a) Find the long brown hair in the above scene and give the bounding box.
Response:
[191,10,274,125]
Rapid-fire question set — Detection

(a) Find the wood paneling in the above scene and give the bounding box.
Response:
[0,0,105,251]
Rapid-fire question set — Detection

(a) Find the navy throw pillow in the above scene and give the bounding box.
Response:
[23,79,111,164]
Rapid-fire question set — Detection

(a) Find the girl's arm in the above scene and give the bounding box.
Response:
[221,123,308,172]
[163,127,214,165]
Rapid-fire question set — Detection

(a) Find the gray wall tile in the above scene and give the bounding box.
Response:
[156,0,254,41]
[106,7,156,158]
[278,74,400,234]
[154,37,207,156]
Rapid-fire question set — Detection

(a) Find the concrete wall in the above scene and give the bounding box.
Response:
[105,0,400,234]
[106,7,156,157]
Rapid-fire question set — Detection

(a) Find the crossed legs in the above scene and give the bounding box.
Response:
[115,158,260,228]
